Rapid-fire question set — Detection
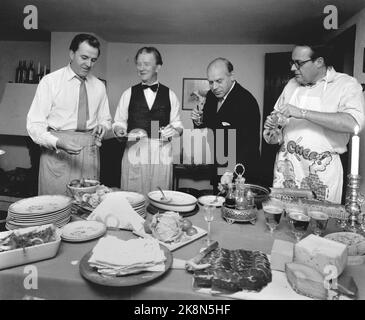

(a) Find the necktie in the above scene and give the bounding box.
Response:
[76,77,89,131]
[217,98,224,112]
[142,83,159,92]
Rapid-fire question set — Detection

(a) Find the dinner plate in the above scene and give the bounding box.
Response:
[61,220,107,242]
[198,195,225,207]
[79,244,172,287]
[9,195,72,215]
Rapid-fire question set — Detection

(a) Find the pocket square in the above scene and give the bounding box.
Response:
[222,122,231,126]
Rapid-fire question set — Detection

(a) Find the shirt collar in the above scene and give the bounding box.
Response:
[141,80,159,86]
[66,64,88,82]
[220,81,236,101]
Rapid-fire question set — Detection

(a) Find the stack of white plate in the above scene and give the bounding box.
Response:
[117,191,146,219]
[61,221,107,242]
[6,195,72,230]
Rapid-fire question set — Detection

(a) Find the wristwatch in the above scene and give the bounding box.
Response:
[300,108,308,119]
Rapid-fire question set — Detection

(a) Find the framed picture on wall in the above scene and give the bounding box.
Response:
[182,78,210,110]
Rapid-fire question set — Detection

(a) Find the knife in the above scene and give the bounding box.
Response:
[185,240,219,272]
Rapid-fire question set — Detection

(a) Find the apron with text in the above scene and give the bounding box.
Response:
[39,130,99,195]
[273,87,343,203]
[121,138,173,196]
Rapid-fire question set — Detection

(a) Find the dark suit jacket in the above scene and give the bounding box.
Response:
[195,82,261,185]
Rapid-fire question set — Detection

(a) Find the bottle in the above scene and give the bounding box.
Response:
[15,61,22,83]
[21,61,27,83]
[27,60,35,83]
[36,62,41,83]
[225,183,236,208]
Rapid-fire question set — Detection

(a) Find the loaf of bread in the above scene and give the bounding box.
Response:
[286,262,327,299]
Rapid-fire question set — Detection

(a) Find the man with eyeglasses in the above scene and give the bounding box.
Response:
[263,44,365,203]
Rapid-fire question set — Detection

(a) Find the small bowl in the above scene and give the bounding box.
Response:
[67,179,100,200]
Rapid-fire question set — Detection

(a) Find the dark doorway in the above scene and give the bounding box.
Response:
[260,51,292,189]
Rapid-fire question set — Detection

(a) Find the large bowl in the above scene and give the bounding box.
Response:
[147,190,197,212]
[67,179,100,200]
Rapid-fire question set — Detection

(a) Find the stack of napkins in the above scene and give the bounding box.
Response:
[88,235,166,276]
[87,192,144,232]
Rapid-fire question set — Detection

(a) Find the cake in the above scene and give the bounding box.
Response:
[193,248,272,293]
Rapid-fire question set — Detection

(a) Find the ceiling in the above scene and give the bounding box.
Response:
[1,0,365,44]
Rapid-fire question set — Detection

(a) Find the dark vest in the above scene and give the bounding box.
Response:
[127,83,171,137]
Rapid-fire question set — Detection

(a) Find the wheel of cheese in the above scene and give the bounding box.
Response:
[324,232,365,256]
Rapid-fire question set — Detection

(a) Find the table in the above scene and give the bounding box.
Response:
[1,206,364,300]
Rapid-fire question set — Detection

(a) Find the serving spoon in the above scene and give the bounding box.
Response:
[157,186,171,202]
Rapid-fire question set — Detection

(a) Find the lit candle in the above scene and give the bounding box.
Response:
[350,125,360,175]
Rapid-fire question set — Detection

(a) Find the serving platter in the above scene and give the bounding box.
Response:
[146,203,199,217]
[79,244,172,287]
[148,190,197,212]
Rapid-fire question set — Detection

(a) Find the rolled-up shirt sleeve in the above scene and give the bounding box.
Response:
[113,88,131,132]
[169,90,183,130]
[338,80,365,131]
[26,78,59,149]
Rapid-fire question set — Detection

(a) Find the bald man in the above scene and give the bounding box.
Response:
[191,58,261,190]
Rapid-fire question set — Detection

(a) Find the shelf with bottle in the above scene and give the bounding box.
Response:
[14,60,49,84]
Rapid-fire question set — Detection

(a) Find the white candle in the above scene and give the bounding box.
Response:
[350,125,360,175]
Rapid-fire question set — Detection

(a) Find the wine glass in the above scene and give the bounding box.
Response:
[203,205,215,245]
[288,211,310,242]
[308,210,329,236]
[262,200,283,235]
[195,106,203,125]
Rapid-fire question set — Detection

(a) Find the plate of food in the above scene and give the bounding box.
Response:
[134,211,207,251]
[0,224,61,270]
[79,237,172,287]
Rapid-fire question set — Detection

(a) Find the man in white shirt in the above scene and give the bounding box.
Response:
[27,33,112,195]
[263,44,365,203]
[113,47,183,195]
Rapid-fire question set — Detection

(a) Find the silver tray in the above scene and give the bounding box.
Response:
[221,203,257,224]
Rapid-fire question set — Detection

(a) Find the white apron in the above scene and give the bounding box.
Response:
[273,87,343,203]
[38,130,99,195]
[121,138,173,197]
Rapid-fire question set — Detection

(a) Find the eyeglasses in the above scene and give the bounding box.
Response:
[289,59,312,69]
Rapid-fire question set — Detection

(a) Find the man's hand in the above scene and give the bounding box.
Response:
[160,124,180,139]
[92,125,107,147]
[277,103,302,119]
[263,115,276,130]
[113,125,127,138]
[56,139,83,155]
[191,107,203,125]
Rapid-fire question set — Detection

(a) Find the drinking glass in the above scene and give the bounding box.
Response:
[203,205,215,245]
[308,210,329,236]
[195,107,203,126]
[262,200,283,235]
[288,211,310,242]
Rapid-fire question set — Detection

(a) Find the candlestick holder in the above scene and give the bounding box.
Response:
[344,174,365,234]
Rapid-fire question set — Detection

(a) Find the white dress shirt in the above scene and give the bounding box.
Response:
[27,65,112,149]
[113,82,183,132]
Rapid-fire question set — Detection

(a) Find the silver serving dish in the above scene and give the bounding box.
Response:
[221,203,257,224]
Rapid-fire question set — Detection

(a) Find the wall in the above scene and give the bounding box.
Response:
[106,43,294,128]
[326,8,365,195]
[0,41,49,171]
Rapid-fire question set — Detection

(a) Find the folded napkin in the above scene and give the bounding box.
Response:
[87,192,144,231]
[88,235,166,276]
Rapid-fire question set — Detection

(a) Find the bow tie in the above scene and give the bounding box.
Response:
[142,83,159,92]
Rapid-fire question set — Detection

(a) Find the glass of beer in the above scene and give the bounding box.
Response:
[308,210,329,236]
[262,199,284,234]
[288,210,310,242]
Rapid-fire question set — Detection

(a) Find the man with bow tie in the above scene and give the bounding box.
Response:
[263,44,365,203]
[113,47,183,195]
[191,57,261,191]
[27,33,112,195]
